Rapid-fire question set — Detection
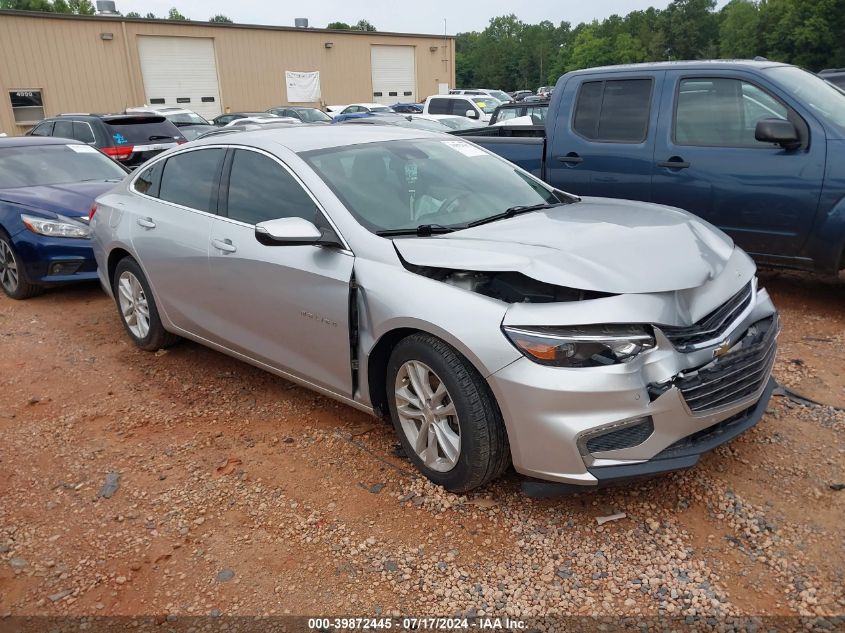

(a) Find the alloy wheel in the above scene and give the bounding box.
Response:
[117,270,151,339]
[394,360,461,472]
[0,239,19,293]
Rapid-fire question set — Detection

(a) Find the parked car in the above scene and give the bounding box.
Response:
[522,95,549,103]
[450,89,511,103]
[489,101,549,125]
[337,103,393,116]
[818,68,845,90]
[422,95,498,123]
[390,102,424,114]
[91,125,777,493]
[537,86,554,98]
[266,106,333,123]
[212,112,275,126]
[423,115,486,131]
[458,60,845,275]
[511,90,535,102]
[197,121,307,140]
[125,106,214,141]
[223,116,298,127]
[27,114,186,169]
[336,113,458,133]
[0,136,127,299]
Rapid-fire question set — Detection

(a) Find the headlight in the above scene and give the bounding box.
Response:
[503,324,655,367]
[21,214,91,239]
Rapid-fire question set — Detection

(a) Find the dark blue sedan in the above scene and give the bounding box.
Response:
[0,137,127,299]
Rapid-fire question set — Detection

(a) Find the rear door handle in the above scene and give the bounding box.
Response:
[136,217,156,229]
[657,157,691,169]
[212,238,237,253]
[556,153,583,164]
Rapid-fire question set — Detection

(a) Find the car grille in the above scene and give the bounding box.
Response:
[584,418,654,454]
[668,316,778,414]
[660,282,753,350]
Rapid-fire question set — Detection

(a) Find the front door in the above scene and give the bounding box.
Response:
[652,71,825,259]
[208,148,354,396]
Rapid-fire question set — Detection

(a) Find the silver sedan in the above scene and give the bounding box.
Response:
[91,126,778,493]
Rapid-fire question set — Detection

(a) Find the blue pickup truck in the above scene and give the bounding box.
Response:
[459,60,845,274]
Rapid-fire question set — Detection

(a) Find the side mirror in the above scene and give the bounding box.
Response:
[466,109,479,119]
[255,217,322,246]
[755,118,800,149]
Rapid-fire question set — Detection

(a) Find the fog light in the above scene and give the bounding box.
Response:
[49,261,82,276]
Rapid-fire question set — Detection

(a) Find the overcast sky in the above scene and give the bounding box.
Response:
[115,0,729,34]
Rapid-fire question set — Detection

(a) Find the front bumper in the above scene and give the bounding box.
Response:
[487,282,778,488]
[11,230,97,286]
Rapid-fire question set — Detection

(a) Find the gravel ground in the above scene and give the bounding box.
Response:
[0,270,843,629]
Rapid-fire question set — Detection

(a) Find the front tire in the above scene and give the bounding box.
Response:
[386,333,510,492]
[112,257,180,351]
[0,234,42,300]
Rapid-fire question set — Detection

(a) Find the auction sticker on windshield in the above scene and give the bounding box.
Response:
[441,140,487,158]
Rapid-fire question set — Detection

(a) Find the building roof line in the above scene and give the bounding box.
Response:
[0,9,456,40]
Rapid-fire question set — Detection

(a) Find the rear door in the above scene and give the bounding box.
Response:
[545,72,661,199]
[652,70,825,258]
[208,148,355,396]
[128,148,224,338]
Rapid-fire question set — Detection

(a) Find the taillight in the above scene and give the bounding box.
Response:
[88,204,97,221]
[102,146,133,161]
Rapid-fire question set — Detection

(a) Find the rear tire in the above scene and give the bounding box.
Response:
[386,333,510,492]
[112,257,180,351]
[0,233,43,300]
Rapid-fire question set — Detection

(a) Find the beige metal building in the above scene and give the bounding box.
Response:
[0,10,455,133]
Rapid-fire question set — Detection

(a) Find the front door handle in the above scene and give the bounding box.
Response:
[556,153,583,164]
[657,157,691,169]
[212,238,237,253]
[136,217,156,229]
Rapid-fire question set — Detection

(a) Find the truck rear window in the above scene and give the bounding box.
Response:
[104,118,183,145]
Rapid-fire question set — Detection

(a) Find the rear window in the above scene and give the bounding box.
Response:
[573,79,653,142]
[0,144,126,189]
[104,117,183,145]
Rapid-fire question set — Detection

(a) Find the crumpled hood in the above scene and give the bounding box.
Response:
[394,197,736,294]
[0,181,119,219]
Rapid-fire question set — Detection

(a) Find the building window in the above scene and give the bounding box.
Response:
[10,90,45,124]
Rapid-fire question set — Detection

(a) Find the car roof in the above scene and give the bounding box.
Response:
[0,136,84,148]
[191,122,440,153]
[565,59,791,76]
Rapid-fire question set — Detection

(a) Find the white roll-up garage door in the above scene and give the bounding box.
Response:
[370,45,416,105]
[137,36,222,119]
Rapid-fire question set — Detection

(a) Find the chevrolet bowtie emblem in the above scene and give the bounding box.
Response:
[713,340,732,359]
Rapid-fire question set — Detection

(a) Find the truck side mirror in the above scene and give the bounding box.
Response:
[466,109,479,119]
[755,118,800,149]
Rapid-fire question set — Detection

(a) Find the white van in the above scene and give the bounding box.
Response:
[422,95,498,124]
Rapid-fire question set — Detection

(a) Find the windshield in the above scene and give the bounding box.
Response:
[0,144,126,189]
[299,109,333,123]
[489,90,511,102]
[472,98,499,114]
[301,139,560,233]
[765,66,845,131]
[165,111,210,125]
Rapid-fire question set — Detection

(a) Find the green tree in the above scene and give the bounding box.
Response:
[208,14,232,23]
[663,0,718,59]
[67,0,93,14]
[351,19,376,31]
[144,11,156,19]
[0,0,55,10]
[326,21,351,30]
[719,0,761,59]
[167,7,186,20]
[125,11,140,17]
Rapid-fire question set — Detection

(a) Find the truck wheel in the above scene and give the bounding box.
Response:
[112,257,180,351]
[386,333,510,492]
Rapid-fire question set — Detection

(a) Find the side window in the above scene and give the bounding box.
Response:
[133,160,164,197]
[158,148,225,212]
[29,121,53,136]
[427,99,451,115]
[450,100,471,116]
[675,78,789,147]
[72,122,95,144]
[226,150,317,225]
[53,119,73,139]
[573,79,653,142]
[216,115,232,125]
[498,108,518,122]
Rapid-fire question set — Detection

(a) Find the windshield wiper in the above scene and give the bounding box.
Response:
[466,202,566,228]
[147,135,176,141]
[376,224,456,237]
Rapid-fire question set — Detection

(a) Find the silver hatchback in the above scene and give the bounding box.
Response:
[91,126,778,493]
